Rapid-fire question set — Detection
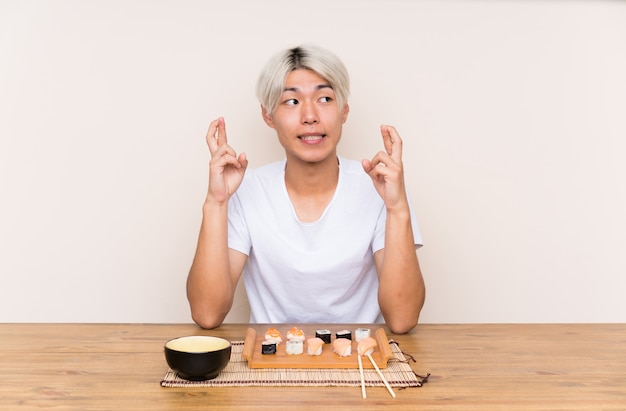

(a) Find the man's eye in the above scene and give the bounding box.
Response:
[285,98,298,106]
[319,97,332,103]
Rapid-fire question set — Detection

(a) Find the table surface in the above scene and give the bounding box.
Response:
[1,323,625,410]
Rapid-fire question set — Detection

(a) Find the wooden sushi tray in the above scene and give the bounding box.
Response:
[241,327,393,369]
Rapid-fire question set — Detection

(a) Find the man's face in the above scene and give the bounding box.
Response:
[262,69,349,165]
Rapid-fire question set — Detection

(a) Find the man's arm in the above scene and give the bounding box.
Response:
[363,125,426,334]
[186,117,248,329]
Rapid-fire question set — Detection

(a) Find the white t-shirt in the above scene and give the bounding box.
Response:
[227,156,422,324]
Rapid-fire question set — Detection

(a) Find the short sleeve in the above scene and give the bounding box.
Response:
[227,192,251,256]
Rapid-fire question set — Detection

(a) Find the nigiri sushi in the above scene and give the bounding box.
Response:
[357,337,378,356]
[307,337,324,356]
[286,327,305,342]
[333,337,352,357]
[264,327,282,344]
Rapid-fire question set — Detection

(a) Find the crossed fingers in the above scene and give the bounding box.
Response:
[206,117,227,156]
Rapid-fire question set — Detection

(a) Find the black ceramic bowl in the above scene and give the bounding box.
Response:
[164,336,232,380]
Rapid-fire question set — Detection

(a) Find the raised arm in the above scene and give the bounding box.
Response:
[362,125,425,334]
[187,117,249,329]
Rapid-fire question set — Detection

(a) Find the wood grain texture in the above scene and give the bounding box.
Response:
[1,323,625,410]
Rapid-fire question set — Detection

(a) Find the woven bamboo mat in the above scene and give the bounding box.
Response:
[161,340,428,388]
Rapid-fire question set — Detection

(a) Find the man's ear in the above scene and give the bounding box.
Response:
[341,103,350,124]
[261,105,275,128]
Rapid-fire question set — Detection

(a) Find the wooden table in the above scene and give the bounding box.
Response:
[1,323,625,410]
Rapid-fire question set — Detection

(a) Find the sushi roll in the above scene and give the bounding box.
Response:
[333,337,352,357]
[286,339,304,355]
[286,327,305,341]
[261,340,277,355]
[315,329,332,344]
[264,327,282,344]
[336,329,352,340]
[357,337,378,356]
[355,328,371,342]
[306,337,324,356]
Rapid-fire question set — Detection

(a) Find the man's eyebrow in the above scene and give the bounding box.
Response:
[283,84,333,92]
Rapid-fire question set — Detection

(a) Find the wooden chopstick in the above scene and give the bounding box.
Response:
[366,353,396,398]
[357,353,367,399]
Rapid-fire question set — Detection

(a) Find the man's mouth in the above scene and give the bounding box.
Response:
[298,134,326,142]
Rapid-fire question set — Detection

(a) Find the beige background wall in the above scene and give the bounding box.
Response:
[1,0,625,324]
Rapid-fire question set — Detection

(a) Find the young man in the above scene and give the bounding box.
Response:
[187,45,425,334]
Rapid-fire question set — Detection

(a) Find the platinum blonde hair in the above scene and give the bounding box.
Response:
[256,45,350,115]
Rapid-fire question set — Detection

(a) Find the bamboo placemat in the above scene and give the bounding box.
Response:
[161,340,428,388]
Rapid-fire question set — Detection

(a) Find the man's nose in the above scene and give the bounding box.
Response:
[301,101,318,124]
